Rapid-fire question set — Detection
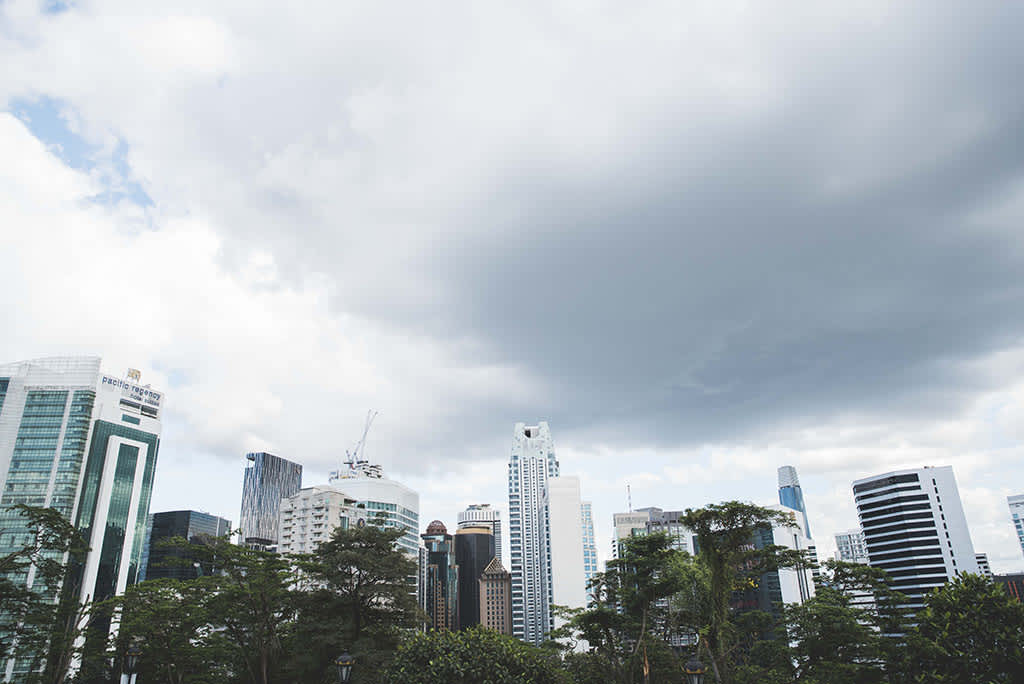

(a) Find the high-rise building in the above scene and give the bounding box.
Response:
[479,556,512,635]
[545,476,587,626]
[580,501,598,601]
[421,520,458,631]
[995,574,1024,603]
[853,466,978,608]
[612,510,652,558]
[454,526,495,630]
[834,529,870,564]
[457,504,503,562]
[778,465,811,539]
[0,357,163,679]
[507,421,559,644]
[975,553,993,579]
[330,461,420,558]
[1008,494,1024,559]
[240,452,302,548]
[142,510,231,581]
[733,504,815,615]
[278,485,359,555]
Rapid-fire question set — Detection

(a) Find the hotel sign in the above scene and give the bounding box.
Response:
[101,375,163,408]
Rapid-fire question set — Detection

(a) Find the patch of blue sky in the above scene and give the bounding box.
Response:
[42,1,76,15]
[10,95,153,208]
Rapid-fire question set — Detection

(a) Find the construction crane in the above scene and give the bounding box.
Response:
[331,410,380,481]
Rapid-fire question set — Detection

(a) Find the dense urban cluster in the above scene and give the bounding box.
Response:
[1,357,1023,683]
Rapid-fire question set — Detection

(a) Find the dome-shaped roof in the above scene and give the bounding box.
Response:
[426,520,448,535]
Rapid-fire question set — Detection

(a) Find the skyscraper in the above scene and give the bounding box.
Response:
[853,466,978,608]
[479,556,512,635]
[240,452,302,548]
[457,503,503,562]
[142,510,231,581]
[778,465,811,539]
[545,476,587,626]
[421,520,458,631]
[278,485,359,555]
[454,526,495,630]
[834,529,869,564]
[1008,494,1024,558]
[0,357,163,679]
[580,501,598,601]
[330,461,420,557]
[734,504,816,615]
[507,421,559,644]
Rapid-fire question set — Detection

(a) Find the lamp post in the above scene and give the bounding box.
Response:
[683,656,706,684]
[335,652,355,684]
[121,641,143,684]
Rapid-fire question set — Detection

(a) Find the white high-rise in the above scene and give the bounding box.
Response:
[834,529,870,564]
[508,421,559,644]
[1008,494,1024,559]
[545,476,587,625]
[458,503,503,562]
[853,466,978,608]
[278,485,359,555]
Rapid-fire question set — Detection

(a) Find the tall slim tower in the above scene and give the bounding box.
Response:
[580,501,598,601]
[457,504,503,562]
[421,520,458,631]
[240,452,302,548]
[545,476,587,627]
[507,421,558,644]
[853,466,978,608]
[454,526,495,630]
[778,466,811,539]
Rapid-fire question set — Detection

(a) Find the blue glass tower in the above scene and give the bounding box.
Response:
[778,465,811,539]
[240,452,302,547]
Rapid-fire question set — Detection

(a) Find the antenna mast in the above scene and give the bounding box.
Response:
[627,484,632,513]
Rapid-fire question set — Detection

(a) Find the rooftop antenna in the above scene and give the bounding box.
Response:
[627,484,632,513]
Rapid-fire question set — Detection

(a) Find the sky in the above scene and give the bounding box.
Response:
[3,0,1024,572]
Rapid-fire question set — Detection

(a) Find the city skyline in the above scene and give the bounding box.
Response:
[4,2,1024,583]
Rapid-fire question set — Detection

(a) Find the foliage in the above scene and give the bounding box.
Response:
[384,627,571,684]
[895,573,1024,683]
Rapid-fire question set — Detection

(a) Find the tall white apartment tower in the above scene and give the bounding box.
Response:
[580,501,598,600]
[853,466,978,608]
[508,421,559,644]
[1008,494,1024,559]
[544,476,587,626]
[458,503,503,562]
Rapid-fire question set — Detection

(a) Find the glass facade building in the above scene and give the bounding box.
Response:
[1008,494,1024,559]
[454,526,495,630]
[580,501,598,601]
[142,510,232,581]
[240,452,302,547]
[457,504,503,562]
[778,465,811,539]
[421,521,458,631]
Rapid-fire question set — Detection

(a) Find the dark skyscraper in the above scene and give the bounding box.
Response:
[142,510,231,580]
[240,451,302,547]
[421,520,458,631]
[455,526,495,630]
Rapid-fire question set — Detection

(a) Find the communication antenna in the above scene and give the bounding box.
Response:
[627,484,632,513]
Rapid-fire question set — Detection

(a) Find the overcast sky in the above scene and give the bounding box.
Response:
[3,0,1024,571]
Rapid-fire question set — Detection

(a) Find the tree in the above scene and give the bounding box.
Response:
[283,524,421,684]
[896,573,1024,683]
[680,501,806,684]
[384,627,571,684]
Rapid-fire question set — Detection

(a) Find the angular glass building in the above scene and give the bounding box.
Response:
[421,520,458,631]
[778,465,811,539]
[0,357,163,679]
[142,510,231,581]
[239,452,302,548]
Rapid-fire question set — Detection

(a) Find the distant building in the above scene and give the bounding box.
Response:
[143,510,231,581]
[612,510,652,558]
[779,465,811,539]
[580,502,598,601]
[330,462,420,558]
[455,526,495,630]
[240,452,302,548]
[995,573,1024,602]
[853,466,978,609]
[507,421,559,644]
[1008,494,1024,559]
[975,553,993,579]
[480,556,513,635]
[545,476,588,627]
[421,520,458,631]
[458,504,503,562]
[278,485,359,554]
[834,529,870,564]
[731,504,816,616]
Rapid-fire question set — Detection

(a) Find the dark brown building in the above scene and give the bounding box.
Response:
[479,556,512,635]
[995,573,1024,602]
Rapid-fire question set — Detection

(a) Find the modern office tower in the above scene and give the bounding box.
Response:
[278,485,359,555]
[454,526,495,630]
[853,466,979,608]
[975,553,993,579]
[330,461,420,558]
[1008,494,1024,558]
[580,502,598,600]
[778,465,811,539]
[834,529,870,564]
[421,520,458,631]
[458,504,503,562]
[612,510,652,558]
[240,452,302,548]
[480,556,513,635]
[545,476,587,627]
[0,357,163,679]
[731,504,816,617]
[142,510,231,581]
[507,421,559,644]
[638,508,695,553]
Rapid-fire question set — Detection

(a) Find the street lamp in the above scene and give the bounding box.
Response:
[683,656,706,684]
[335,652,355,684]
[122,641,143,684]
